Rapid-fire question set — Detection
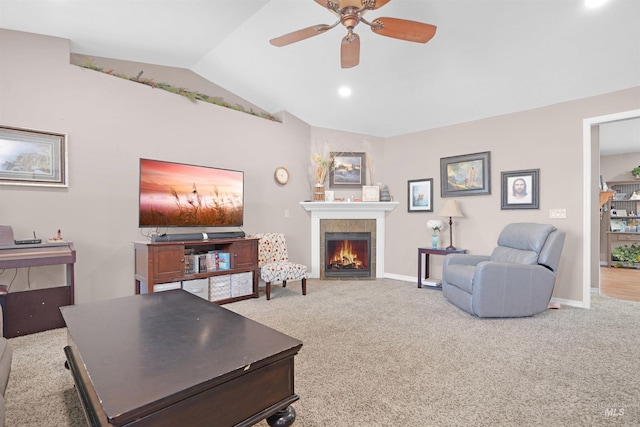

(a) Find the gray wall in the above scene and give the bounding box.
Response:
[1,29,639,305]
[382,94,640,303]
[0,30,315,302]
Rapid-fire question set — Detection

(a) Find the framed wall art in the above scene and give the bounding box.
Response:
[501,169,539,210]
[0,126,68,187]
[440,151,490,197]
[408,178,433,212]
[329,152,366,189]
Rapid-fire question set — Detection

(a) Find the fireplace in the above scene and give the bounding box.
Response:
[300,201,399,279]
[324,232,371,278]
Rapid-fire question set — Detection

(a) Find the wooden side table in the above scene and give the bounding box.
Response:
[417,247,467,289]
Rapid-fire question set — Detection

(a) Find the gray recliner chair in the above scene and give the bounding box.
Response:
[442,223,565,318]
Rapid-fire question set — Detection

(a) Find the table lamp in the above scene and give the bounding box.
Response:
[439,200,463,250]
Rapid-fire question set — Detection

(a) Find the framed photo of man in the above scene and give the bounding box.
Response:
[501,169,539,210]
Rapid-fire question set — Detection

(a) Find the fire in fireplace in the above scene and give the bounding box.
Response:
[324,232,371,278]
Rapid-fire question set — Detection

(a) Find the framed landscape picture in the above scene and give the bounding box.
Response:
[408,178,433,212]
[329,152,366,189]
[0,126,68,187]
[440,151,490,197]
[501,169,539,210]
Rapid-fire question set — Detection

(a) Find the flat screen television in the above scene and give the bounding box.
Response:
[139,158,244,228]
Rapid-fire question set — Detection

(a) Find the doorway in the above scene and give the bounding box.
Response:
[583,109,640,308]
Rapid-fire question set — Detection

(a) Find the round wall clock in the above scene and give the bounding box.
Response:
[274,167,289,185]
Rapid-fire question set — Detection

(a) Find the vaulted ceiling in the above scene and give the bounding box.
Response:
[1,0,639,147]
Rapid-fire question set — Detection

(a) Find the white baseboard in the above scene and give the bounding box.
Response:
[384,273,416,283]
[550,296,587,309]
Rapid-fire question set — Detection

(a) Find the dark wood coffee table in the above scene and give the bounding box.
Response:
[61,290,303,426]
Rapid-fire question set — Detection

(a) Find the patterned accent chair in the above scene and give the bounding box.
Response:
[442,223,565,318]
[252,233,308,300]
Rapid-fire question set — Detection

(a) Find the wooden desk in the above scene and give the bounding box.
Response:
[0,242,75,337]
[61,290,303,427]
[417,247,467,289]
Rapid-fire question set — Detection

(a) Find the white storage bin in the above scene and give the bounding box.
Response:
[231,272,253,297]
[182,278,209,300]
[153,282,181,292]
[209,275,231,301]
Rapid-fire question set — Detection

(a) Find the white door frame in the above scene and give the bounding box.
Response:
[582,108,640,308]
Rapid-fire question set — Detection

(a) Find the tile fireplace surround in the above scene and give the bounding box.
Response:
[300,202,399,279]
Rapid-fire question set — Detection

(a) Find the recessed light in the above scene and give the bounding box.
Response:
[585,0,608,8]
[338,86,352,97]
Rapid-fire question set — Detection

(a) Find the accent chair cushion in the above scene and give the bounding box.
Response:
[260,261,308,284]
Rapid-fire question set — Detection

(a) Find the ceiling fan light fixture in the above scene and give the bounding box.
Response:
[272,0,437,68]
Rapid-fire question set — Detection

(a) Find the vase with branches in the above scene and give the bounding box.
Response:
[312,153,334,185]
[311,151,336,201]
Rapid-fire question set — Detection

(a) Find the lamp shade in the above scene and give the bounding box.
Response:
[439,200,463,218]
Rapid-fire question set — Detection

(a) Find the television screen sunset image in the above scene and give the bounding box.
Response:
[139,159,244,227]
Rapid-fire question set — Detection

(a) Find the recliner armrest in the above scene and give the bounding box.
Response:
[471,262,557,317]
[474,261,556,283]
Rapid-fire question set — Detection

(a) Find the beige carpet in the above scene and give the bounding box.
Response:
[5,278,640,426]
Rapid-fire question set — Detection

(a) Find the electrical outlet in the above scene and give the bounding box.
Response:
[549,208,566,219]
[284,209,290,219]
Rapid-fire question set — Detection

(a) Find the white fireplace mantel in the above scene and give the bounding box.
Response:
[300,201,399,278]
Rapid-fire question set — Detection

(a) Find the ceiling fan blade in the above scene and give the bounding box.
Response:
[341,33,360,68]
[270,24,331,47]
[371,17,437,43]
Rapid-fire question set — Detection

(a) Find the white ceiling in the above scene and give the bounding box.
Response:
[1,0,639,150]
[600,118,640,155]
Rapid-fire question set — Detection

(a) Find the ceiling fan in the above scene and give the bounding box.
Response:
[269,0,437,68]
